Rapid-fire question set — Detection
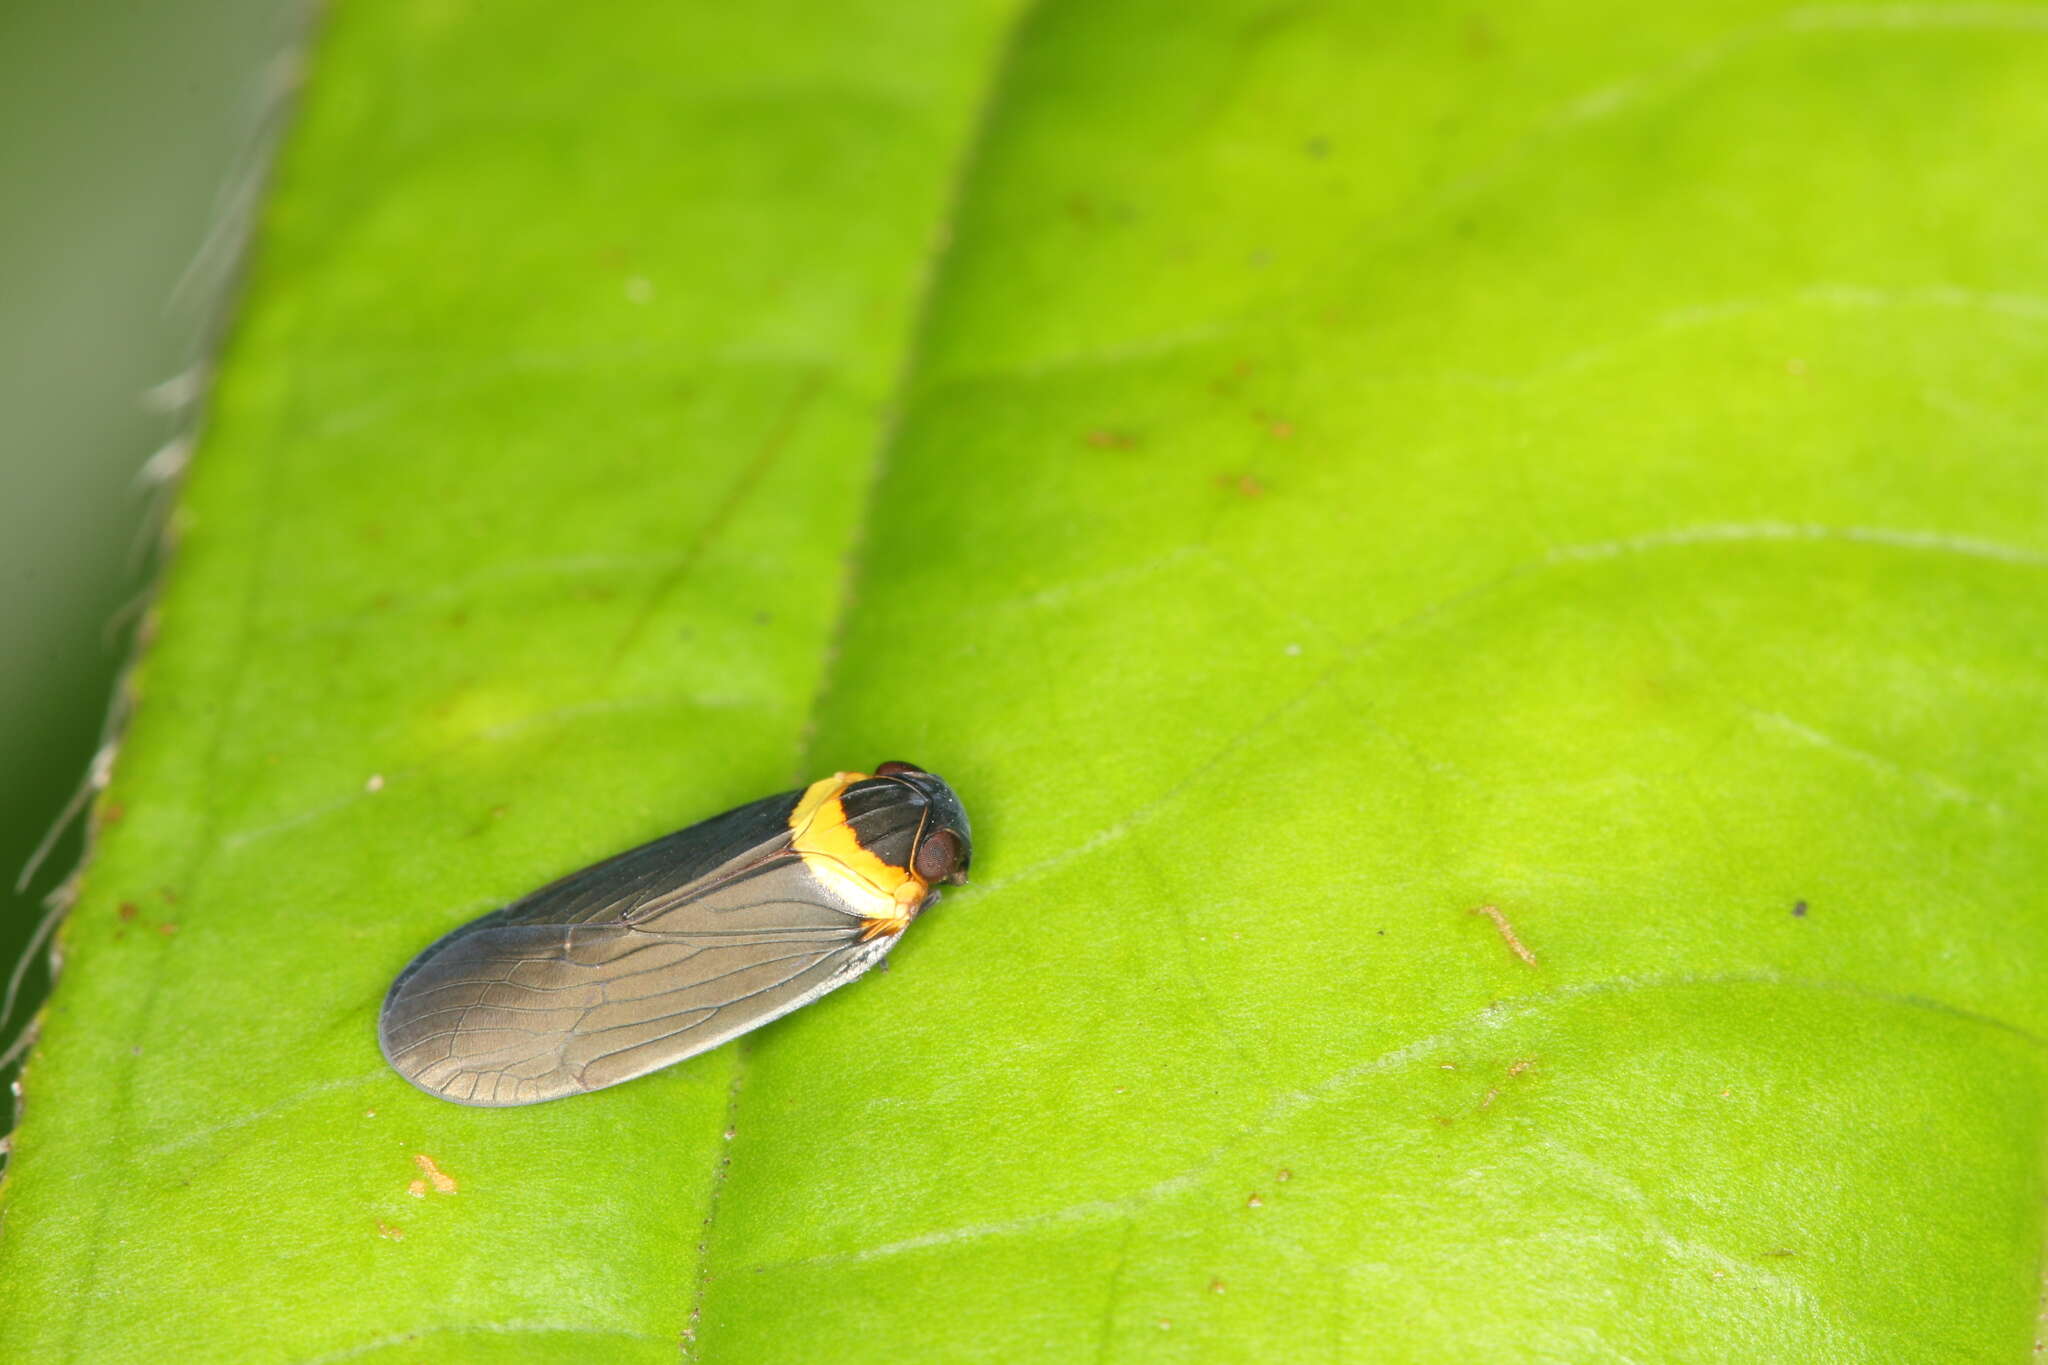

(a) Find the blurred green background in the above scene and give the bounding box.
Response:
[0,1,303,1071]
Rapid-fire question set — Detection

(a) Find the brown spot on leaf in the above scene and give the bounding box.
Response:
[1084,429,1136,450]
[1245,1193,1264,1208]
[157,923,178,937]
[375,1221,404,1241]
[117,903,138,922]
[413,1153,457,1194]
[1470,904,1538,966]
[406,1180,427,1199]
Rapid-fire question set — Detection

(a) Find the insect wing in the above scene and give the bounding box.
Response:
[378,792,883,1106]
[489,789,804,929]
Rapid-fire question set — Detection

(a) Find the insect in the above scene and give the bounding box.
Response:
[377,762,971,1106]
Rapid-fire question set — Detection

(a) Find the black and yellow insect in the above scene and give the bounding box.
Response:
[377,762,970,1106]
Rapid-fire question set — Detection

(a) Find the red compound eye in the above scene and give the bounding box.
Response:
[912,829,961,882]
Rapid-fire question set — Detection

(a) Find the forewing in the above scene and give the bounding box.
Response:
[379,831,883,1106]
[487,788,804,928]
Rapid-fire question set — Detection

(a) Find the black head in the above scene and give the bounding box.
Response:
[873,760,972,885]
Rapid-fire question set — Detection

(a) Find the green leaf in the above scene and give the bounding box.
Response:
[6,1,2047,1360]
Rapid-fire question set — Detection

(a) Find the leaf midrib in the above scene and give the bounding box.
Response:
[679,4,1043,1355]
